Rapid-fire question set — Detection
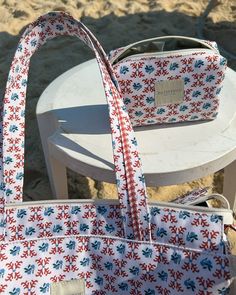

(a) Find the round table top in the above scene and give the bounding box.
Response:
[37,59,236,186]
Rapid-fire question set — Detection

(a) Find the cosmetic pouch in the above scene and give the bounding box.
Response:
[109,36,227,127]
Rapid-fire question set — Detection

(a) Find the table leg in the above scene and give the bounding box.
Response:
[37,110,68,199]
[48,155,68,199]
[224,162,236,294]
[223,160,236,212]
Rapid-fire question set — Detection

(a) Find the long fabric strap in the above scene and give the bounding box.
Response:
[0,12,151,241]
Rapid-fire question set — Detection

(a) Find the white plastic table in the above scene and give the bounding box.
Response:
[37,59,236,210]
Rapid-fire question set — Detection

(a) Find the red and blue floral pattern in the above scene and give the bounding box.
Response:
[110,42,227,126]
[0,235,231,294]
[0,11,234,295]
[4,202,225,254]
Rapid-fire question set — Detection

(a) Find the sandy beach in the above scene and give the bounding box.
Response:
[0,0,236,249]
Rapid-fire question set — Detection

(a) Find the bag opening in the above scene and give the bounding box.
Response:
[113,37,213,64]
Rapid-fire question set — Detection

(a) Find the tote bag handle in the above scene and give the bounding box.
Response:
[0,12,151,242]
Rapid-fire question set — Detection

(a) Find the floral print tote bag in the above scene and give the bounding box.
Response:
[0,12,235,295]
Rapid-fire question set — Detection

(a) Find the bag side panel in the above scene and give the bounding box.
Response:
[0,235,232,294]
[4,203,225,254]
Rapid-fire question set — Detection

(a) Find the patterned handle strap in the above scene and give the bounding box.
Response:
[0,12,151,241]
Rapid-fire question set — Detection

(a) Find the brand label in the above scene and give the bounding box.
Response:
[51,279,85,295]
[155,79,184,106]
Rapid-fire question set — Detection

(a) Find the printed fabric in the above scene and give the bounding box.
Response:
[0,11,234,295]
[110,40,227,126]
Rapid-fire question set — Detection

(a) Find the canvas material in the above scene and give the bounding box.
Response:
[0,235,232,294]
[4,202,226,253]
[110,39,227,127]
[0,11,234,295]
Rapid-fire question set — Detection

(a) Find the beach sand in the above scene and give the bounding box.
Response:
[0,0,236,249]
